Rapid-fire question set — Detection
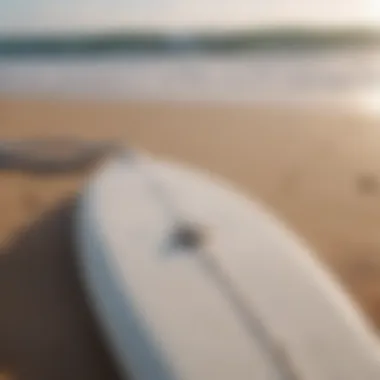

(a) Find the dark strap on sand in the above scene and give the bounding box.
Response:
[0,138,123,173]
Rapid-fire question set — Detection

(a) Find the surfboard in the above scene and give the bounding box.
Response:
[75,150,380,380]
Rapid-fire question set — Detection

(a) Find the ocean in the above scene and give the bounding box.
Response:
[0,39,379,114]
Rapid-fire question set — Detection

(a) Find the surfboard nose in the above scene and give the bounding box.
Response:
[76,152,380,380]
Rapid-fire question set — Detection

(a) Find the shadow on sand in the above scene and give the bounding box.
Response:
[0,197,122,380]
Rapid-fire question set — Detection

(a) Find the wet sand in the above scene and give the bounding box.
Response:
[0,98,380,379]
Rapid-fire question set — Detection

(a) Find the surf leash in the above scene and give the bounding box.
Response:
[0,138,124,174]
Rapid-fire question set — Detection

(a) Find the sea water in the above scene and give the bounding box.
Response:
[0,47,379,114]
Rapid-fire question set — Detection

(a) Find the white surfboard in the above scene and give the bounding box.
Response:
[75,150,380,380]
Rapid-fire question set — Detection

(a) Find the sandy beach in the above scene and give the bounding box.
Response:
[1,98,380,379]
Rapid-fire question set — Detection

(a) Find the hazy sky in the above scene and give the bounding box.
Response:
[0,0,379,35]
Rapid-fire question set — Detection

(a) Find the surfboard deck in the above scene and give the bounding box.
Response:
[75,151,380,380]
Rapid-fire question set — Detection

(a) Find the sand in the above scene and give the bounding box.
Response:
[0,98,380,379]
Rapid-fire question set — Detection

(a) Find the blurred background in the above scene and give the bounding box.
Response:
[0,0,379,109]
[0,1,380,379]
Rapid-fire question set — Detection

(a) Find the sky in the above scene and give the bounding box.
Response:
[0,0,379,35]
